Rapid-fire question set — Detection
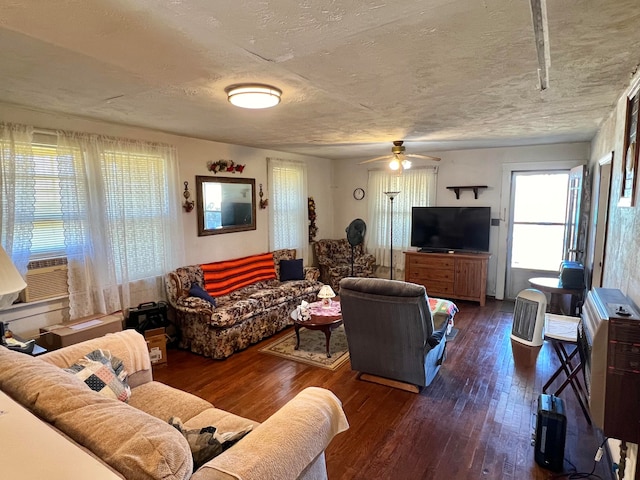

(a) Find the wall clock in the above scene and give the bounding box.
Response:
[353,188,365,200]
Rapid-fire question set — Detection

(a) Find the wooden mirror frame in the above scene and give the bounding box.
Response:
[196,175,256,236]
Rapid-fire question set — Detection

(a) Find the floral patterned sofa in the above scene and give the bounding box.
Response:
[313,238,376,292]
[165,249,322,359]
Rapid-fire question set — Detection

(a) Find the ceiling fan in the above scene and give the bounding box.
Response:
[359,141,441,171]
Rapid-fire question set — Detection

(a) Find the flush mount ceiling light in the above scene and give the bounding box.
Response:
[226,84,282,109]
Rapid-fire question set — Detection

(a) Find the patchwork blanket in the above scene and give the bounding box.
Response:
[429,297,459,333]
[429,297,459,318]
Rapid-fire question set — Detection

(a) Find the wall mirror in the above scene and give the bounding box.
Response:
[196,175,256,236]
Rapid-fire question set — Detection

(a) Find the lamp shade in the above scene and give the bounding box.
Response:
[318,285,336,299]
[0,245,26,309]
[318,285,336,308]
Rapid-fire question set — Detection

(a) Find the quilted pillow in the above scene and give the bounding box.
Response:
[189,283,217,307]
[279,258,304,281]
[169,417,252,470]
[64,349,131,402]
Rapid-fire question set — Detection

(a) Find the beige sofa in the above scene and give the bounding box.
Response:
[0,330,349,480]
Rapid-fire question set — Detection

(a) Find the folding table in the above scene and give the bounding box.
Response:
[542,313,592,425]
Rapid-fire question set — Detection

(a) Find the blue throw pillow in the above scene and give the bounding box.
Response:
[189,283,216,307]
[279,259,304,281]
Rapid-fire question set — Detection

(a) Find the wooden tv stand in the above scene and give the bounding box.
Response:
[404,251,490,306]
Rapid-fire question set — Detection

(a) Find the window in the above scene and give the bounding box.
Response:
[267,158,307,256]
[510,172,569,270]
[21,141,67,259]
[101,148,176,281]
[1,123,182,317]
[367,168,436,271]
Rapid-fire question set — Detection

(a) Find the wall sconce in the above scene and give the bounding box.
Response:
[259,183,268,209]
[183,181,194,213]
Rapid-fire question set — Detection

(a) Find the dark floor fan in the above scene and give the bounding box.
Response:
[345,219,367,276]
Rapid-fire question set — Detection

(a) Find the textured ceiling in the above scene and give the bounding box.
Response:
[1,0,640,160]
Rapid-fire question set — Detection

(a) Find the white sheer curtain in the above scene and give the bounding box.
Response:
[0,124,35,297]
[56,132,183,318]
[267,157,308,262]
[367,168,437,275]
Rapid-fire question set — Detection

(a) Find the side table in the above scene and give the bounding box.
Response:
[292,300,342,358]
[528,277,584,316]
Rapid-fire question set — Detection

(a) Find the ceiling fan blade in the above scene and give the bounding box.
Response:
[406,153,441,162]
[358,155,390,164]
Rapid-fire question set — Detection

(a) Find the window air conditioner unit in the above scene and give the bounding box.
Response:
[19,258,69,303]
[511,288,547,347]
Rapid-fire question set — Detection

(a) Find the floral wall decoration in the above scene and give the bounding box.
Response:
[308,197,318,243]
[207,159,246,174]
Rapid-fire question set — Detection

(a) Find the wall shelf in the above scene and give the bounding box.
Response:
[446,185,488,199]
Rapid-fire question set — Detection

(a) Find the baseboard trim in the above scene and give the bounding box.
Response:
[357,373,421,393]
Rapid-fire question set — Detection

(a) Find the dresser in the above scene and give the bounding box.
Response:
[404,251,490,305]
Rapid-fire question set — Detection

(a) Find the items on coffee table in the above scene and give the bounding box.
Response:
[317,285,336,308]
[293,300,342,358]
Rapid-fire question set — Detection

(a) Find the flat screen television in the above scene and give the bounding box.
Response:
[410,206,491,253]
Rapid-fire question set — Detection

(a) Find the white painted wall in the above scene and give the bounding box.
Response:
[0,103,593,333]
[591,71,640,309]
[332,142,590,298]
[0,103,334,337]
[589,70,640,480]
[174,136,333,266]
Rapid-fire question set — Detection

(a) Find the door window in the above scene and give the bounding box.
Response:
[511,172,569,271]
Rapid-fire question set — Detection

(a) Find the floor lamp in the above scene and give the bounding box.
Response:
[384,191,400,280]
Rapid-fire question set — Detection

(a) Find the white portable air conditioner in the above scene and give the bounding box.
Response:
[511,289,547,347]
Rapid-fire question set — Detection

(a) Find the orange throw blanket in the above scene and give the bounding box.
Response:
[202,252,276,297]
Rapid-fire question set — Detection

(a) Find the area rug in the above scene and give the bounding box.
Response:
[259,325,350,370]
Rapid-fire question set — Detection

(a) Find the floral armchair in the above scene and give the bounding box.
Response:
[313,238,376,292]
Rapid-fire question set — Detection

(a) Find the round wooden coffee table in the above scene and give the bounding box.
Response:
[293,300,342,358]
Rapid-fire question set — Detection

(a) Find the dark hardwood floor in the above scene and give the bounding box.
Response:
[154,299,612,480]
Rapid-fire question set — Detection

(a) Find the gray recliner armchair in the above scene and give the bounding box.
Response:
[339,277,448,390]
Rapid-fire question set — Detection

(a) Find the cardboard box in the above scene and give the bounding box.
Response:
[37,313,124,351]
[145,327,167,366]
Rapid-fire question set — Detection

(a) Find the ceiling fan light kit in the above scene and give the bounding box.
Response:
[226,84,282,109]
[359,140,440,170]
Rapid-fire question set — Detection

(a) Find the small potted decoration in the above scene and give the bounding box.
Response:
[207,160,246,174]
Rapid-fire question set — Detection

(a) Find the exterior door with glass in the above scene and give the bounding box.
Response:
[506,171,570,300]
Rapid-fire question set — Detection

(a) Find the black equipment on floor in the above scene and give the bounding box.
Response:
[534,394,567,472]
[127,301,169,333]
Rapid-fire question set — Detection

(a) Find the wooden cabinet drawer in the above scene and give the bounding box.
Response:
[407,267,453,283]
[409,256,453,269]
[409,277,453,295]
[421,279,454,295]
